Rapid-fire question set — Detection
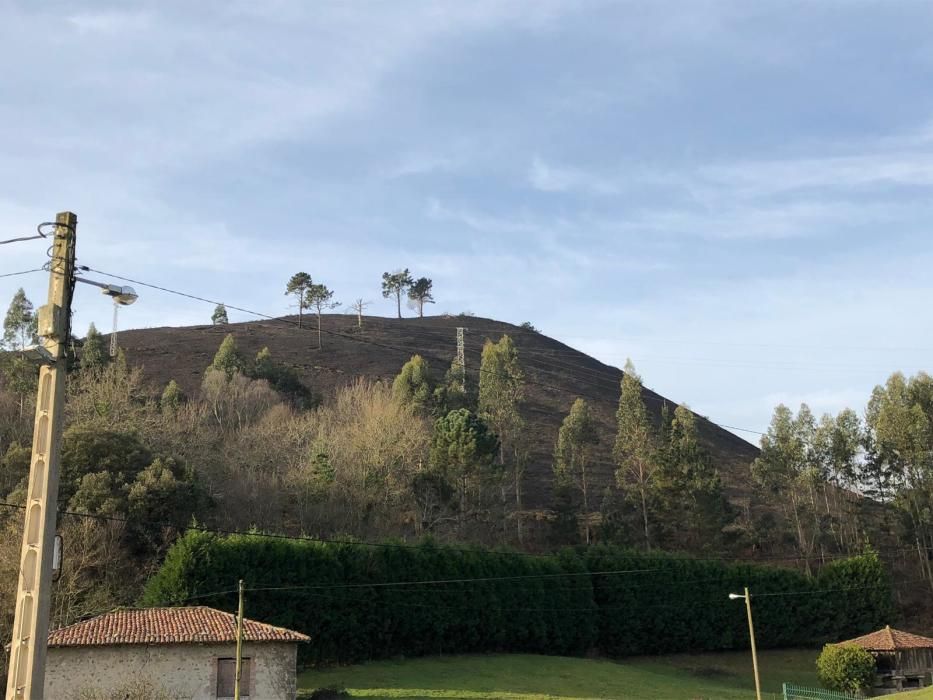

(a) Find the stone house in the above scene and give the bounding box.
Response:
[43,606,310,699]
[838,625,933,695]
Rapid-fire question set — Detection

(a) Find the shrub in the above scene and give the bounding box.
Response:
[817,643,876,694]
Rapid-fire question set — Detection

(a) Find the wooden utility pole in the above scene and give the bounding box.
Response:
[6,212,77,700]
[234,579,245,700]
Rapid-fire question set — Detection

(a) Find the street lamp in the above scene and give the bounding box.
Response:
[729,587,762,700]
[75,278,138,305]
[75,277,138,355]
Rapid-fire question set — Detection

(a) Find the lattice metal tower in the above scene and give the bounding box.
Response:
[456,327,466,391]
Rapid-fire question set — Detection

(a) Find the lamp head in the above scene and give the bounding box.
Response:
[102,285,138,306]
[728,593,744,600]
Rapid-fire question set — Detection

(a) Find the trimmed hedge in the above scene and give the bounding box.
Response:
[141,532,893,664]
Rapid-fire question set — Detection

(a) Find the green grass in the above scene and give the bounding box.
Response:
[298,650,823,699]
[892,688,933,698]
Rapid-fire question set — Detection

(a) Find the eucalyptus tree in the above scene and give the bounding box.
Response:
[554,398,599,543]
[613,360,660,550]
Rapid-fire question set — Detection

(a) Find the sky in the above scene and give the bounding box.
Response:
[2,0,932,443]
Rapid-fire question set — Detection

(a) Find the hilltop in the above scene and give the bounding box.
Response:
[113,313,759,507]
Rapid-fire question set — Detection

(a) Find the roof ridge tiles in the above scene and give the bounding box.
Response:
[47,606,310,648]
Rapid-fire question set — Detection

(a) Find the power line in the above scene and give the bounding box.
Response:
[77,266,766,437]
[0,268,45,279]
[0,221,58,247]
[248,567,663,592]
[0,235,45,246]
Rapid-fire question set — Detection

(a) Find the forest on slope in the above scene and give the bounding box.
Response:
[1,287,932,675]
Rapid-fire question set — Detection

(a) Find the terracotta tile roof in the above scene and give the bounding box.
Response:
[47,607,310,648]
[839,626,933,652]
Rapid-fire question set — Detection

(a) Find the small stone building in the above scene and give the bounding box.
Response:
[44,606,310,700]
[839,625,933,695]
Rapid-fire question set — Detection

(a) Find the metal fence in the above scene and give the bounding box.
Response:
[782,683,858,700]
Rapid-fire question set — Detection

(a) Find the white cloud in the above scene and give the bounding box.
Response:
[67,10,151,35]
[528,157,620,194]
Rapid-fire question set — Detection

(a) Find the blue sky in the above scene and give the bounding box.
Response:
[2,1,932,440]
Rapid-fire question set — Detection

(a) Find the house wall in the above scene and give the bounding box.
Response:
[44,642,298,700]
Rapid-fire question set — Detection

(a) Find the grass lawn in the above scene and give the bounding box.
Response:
[893,689,933,698]
[298,649,823,699]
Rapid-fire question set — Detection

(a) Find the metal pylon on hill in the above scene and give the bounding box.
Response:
[456,327,466,391]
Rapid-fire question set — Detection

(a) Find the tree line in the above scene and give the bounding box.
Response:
[208,268,436,348]
[144,531,892,665]
[753,373,933,587]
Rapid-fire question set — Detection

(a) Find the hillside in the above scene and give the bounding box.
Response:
[113,313,759,508]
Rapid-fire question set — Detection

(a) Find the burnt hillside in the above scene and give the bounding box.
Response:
[113,314,760,507]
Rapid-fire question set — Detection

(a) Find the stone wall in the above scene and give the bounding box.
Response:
[44,641,298,700]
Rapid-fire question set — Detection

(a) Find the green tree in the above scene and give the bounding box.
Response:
[864,371,933,583]
[815,409,864,551]
[434,357,474,415]
[160,379,184,415]
[69,471,126,516]
[251,346,313,408]
[3,288,36,350]
[211,304,228,325]
[408,277,434,318]
[478,335,526,540]
[210,334,243,378]
[816,643,876,694]
[0,352,37,419]
[127,458,203,550]
[752,403,822,573]
[393,355,435,414]
[382,269,414,319]
[0,441,30,497]
[285,272,313,328]
[613,360,660,550]
[657,404,731,550]
[60,427,152,506]
[253,346,274,379]
[80,323,107,373]
[430,409,499,532]
[553,398,600,543]
[304,282,338,349]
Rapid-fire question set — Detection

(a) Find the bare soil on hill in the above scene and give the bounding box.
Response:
[113,314,759,509]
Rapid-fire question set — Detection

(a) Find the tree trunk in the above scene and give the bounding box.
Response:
[418,300,423,318]
[640,485,650,551]
[582,460,590,545]
[317,312,322,349]
[458,474,466,534]
[790,494,812,576]
[514,464,523,544]
[396,292,401,319]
